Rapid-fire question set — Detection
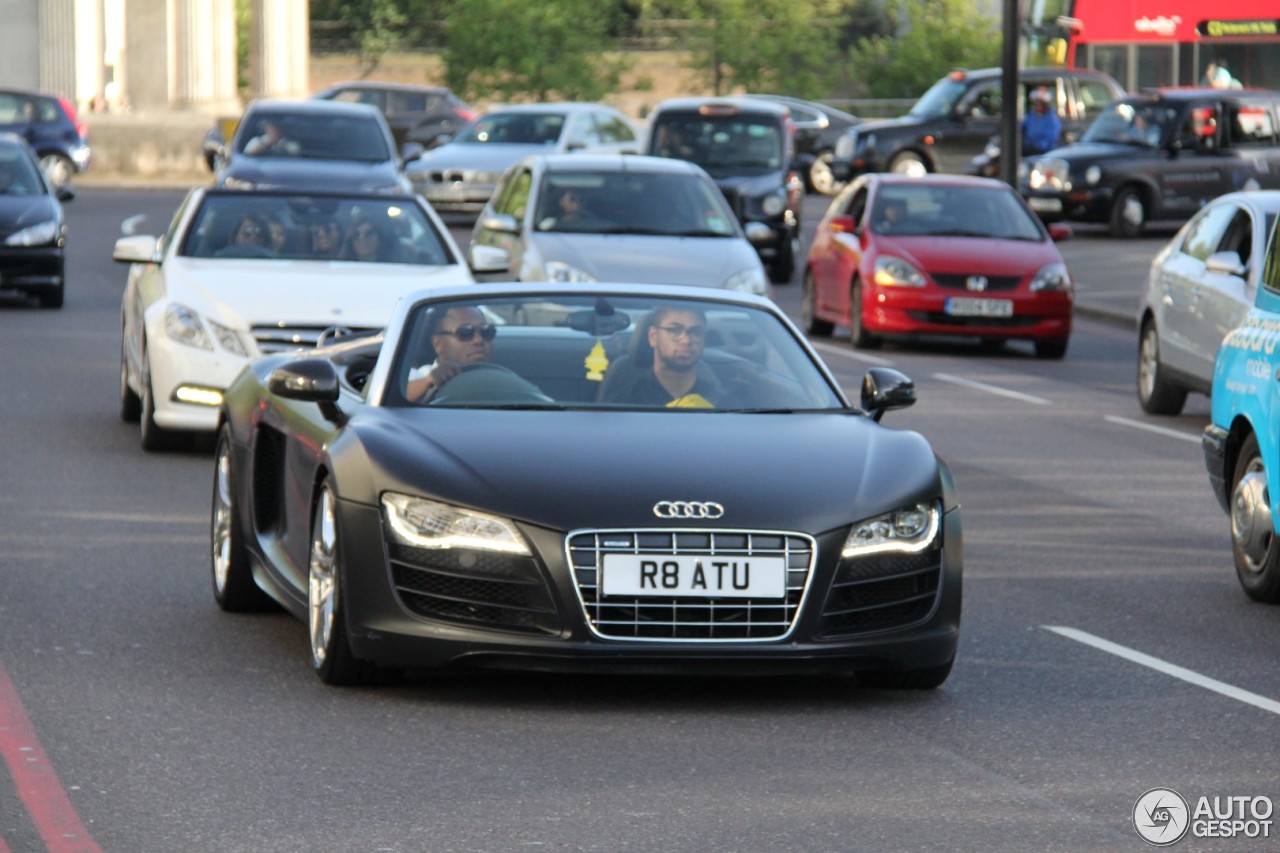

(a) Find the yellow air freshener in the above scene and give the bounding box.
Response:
[584,339,609,381]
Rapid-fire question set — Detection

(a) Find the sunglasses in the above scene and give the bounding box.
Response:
[434,323,497,342]
[239,225,263,237]
[655,324,707,340]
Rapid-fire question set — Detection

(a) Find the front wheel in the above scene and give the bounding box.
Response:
[889,151,928,177]
[1231,434,1280,603]
[802,269,834,336]
[1137,320,1187,414]
[848,278,881,350]
[808,151,844,196]
[40,153,75,189]
[309,479,378,684]
[1109,186,1147,238]
[211,427,270,611]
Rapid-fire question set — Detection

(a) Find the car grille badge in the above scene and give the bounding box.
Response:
[966,275,988,292]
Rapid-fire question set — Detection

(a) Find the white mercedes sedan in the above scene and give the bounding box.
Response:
[112,187,475,450]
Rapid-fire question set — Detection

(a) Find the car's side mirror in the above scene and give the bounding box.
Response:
[861,367,916,421]
[1206,250,1246,278]
[112,235,160,264]
[476,212,519,235]
[269,359,345,422]
[469,243,511,274]
[401,142,425,163]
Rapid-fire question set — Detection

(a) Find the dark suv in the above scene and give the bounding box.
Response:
[0,89,91,189]
[646,97,803,283]
[831,67,1124,180]
[1022,88,1280,237]
[312,81,475,151]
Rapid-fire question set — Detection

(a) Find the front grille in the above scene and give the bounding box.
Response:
[250,324,380,354]
[932,274,1022,292]
[568,529,815,642]
[816,548,942,638]
[388,543,560,635]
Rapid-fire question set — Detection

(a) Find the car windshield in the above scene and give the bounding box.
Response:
[235,112,392,161]
[454,112,566,145]
[871,184,1044,240]
[1081,101,1178,148]
[650,113,784,173]
[909,77,969,118]
[385,293,845,412]
[533,170,739,236]
[179,192,456,264]
[0,146,44,196]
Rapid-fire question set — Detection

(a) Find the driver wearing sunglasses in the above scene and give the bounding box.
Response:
[406,306,499,402]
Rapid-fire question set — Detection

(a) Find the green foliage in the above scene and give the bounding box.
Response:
[844,0,1001,98]
[442,0,623,101]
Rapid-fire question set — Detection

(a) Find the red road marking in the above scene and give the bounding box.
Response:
[0,663,101,853]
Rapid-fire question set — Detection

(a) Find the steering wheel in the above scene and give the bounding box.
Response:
[428,362,553,405]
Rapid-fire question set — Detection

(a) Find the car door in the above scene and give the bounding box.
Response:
[811,184,867,319]
[937,80,1003,173]
[1156,103,1238,217]
[476,166,534,277]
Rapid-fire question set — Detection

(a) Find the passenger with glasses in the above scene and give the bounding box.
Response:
[601,305,733,408]
[341,217,402,262]
[406,305,499,402]
[217,213,272,257]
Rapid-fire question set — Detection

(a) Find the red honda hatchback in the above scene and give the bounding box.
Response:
[802,174,1074,358]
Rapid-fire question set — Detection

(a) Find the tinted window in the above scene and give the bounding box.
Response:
[532,170,737,236]
[1083,100,1178,147]
[237,112,392,161]
[871,183,1044,240]
[493,170,532,221]
[1181,204,1239,262]
[458,112,565,145]
[909,77,968,118]
[595,113,636,144]
[1262,219,1280,293]
[1077,80,1118,118]
[1231,101,1278,146]
[651,113,784,171]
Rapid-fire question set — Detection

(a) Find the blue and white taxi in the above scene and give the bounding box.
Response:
[1203,222,1280,602]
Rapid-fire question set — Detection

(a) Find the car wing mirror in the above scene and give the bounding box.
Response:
[269,359,345,422]
[1206,250,1246,278]
[861,367,916,421]
[112,235,160,264]
[469,243,511,274]
[476,212,519,235]
[401,142,425,163]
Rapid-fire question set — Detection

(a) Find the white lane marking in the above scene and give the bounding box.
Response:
[1104,415,1201,444]
[121,214,148,235]
[810,341,894,366]
[1045,626,1280,716]
[932,372,1050,405]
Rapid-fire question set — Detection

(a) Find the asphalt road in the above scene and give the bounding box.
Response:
[1,187,1275,853]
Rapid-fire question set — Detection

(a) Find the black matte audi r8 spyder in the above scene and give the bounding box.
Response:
[211,283,962,687]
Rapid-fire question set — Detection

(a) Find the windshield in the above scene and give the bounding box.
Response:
[386,293,845,411]
[909,78,968,118]
[455,112,566,145]
[1082,100,1178,147]
[650,113,785,172]
[871,183,1045,240]
[235,111,392,162]
[0,146,45,196]
[533,170,739,236]
[180,192,456,264]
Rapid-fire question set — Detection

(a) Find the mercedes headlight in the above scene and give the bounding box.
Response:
[543,261,597,283]
[842,503,940,558]
[723,267,769,296]
[382,493,531,555]
[4,220,58,246]
[873,255,925,287]
[163,303,213,351]
[208,319,248,356]
[1030,262,1072,293]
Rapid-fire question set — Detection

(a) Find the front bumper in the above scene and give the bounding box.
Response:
[146,332,250,432]
[0,246,64,296]
[1024,187,1113,224]
[864,286,1073,342]
[333,500,963,675]
[411,173,499,214]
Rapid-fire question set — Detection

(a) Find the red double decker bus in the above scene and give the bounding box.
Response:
[1023,1,1279,91]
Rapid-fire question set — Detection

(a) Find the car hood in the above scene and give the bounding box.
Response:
[353,410,944,534]
[219,158,407,192]
[0,195,59,235]
[850,115,925,136]
[161,257,473,330]
[411,143,544,173]
[877,234,1060,274]
[529,233,760,283]
[1038,141,1157,165]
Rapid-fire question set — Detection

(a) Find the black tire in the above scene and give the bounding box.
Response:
[1230,433,1280,603]
[119,334,141,422]
[857,658,954,689]
[848,278,881,350]
[309,478,379,685]
[40,153,75,189]
[1136,320,1186,415]
[1109,186,1147,238]
[807,150,844,196]
[769,232,796,284]
[211,426,270,611]
[140,354,184,452]
[888,151,928,177]
[802,268,834,336]
[1034,338,1069,360]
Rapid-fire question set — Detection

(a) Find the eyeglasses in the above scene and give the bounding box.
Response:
[434,323,497,342]
[656,324,707,340]
[239,225,262,237]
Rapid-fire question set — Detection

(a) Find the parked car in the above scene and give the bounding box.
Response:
[468,153,769,297]
[831,67,1124,181]
[111,188,473,451]
[211,281,962,687]
[646,96,803,283]
[0,132,71,308]
[213,99,415,194]
[1202,213,1280,602]
[745,94,859,195]
[802,173,1074,358]
[0,88,91,189]
[406,103,640,215]
[1024,88,1280,237]
[312,80,476,151]
[1138,191,1280,415]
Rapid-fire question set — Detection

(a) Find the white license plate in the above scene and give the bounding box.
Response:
[1028,197,1063,213]
[945,297,1014,318]
[600,553,786,599]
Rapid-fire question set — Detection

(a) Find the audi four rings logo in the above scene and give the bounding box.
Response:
[653,501,725,519]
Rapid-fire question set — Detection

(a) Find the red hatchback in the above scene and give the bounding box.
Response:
[802,174,1074,358]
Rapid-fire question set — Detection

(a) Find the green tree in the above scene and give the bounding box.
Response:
[311,0,446,70]
[844,0,1000,98]
[442,0,624,102]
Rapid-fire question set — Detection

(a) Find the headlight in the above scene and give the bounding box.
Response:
[163,303,213,351]
[841,503,940,559]
[761,190,787,217]
[1028,158,1070,192]
[723,266,769,296]
[873,255,925,287]
[382,493,531,555]
[543,261,597,283]
[1030,262,1072,292]
[208,319,248,356]
[1084,165,1101,185]
[4,220,58,246]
